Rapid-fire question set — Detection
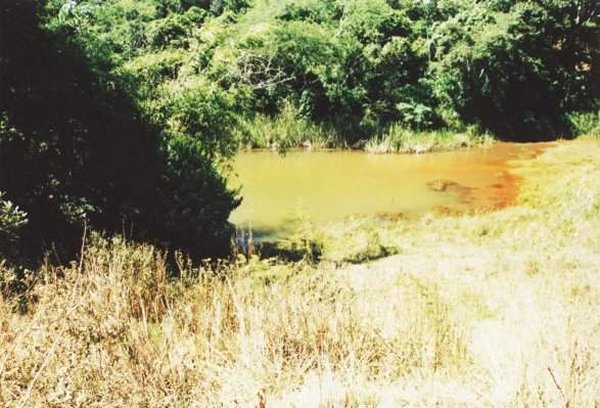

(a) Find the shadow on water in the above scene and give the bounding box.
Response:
[233,223,324,262]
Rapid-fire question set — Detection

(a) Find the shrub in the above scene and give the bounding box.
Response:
[0,2,239,262]
[0,191,28,260]
[568,111,600,139]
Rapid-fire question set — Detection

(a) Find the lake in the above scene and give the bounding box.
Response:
[228,143,551,238]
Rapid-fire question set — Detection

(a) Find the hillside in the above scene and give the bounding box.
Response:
[2,140,599,406]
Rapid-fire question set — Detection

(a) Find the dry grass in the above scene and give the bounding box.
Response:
[1,141,600,407]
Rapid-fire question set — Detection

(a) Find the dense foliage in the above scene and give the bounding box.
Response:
[1,0,598,261]
[38,0,598,143]
[0,1,239,262]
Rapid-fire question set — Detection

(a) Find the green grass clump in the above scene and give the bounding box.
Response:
[364,124,494,154]
[568,111,600,140]
[236,101,340,150]
[235,105,496,154]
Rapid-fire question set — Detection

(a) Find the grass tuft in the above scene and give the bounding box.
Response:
[364,124,494,154]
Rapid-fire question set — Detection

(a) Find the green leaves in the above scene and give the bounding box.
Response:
[1,1,241,261]
[426,0,598,139]
[39,0,598,144]
[0,192,28,243]
[165,76,238,159]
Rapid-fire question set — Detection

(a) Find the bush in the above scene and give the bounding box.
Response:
[568,111,600,139]
[0,2,239,262]
[0,191,28,260]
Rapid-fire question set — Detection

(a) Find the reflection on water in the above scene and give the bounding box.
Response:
[228,143,552,238]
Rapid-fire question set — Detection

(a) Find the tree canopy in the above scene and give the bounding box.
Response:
[40,0,599,141]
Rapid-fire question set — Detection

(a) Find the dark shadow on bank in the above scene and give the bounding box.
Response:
[0,1,237,271]
[459,77,579,142]
[233,226,323,263]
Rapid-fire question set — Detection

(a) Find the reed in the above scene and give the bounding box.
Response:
[236,102,340,151]
[364,124,494,154]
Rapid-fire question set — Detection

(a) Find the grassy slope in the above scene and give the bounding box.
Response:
[1,141,599,406]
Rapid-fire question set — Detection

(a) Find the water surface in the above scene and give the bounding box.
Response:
[228,143,551,238]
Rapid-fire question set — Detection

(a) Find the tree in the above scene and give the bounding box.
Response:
[0,1,239,262]
[428,0,599,140]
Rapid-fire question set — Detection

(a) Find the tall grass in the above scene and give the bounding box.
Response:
[1,140,600,406]
[0,235,469,406]
[568,110,600,140]
[364,124,494,154]
[236,101,341,150]
[236,103,495,153]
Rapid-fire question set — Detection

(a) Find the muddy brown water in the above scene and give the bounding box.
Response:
[228,143,553,238]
